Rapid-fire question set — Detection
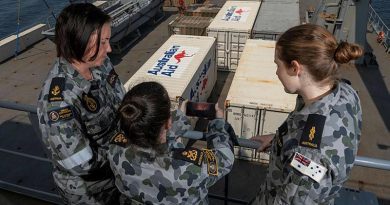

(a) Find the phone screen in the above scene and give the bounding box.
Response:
[186,102,216,119]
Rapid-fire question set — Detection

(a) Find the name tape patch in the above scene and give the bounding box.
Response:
[48,106,74,123]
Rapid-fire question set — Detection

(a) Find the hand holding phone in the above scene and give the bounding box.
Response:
[186,101,216,119]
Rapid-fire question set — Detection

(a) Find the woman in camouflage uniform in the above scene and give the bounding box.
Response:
[108,81,235,204]
[37,3,125,204]
[251,24,363,204]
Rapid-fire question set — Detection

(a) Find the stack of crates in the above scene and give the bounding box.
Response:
[185,4,221,17]
[252,0,300,40]
[224,39,297,162]
[207,1,261,71]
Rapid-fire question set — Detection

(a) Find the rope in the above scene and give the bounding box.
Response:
[41,0,56,20]
[14,0,21,57]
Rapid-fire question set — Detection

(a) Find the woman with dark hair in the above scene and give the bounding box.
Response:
[108,81,235,204]
[37,3,125,204]
[250,24,363,204]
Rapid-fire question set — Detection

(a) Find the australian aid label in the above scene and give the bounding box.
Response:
[221,6,250,22]
[147,45,199,78]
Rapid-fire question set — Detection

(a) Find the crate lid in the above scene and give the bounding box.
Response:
[253,0,300,34]
[226,39,296,112]
[124,35,215,100]
[169,16,213,29]
[208,1,261,31]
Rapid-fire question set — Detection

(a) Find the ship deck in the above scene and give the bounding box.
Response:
[0,4,389,205]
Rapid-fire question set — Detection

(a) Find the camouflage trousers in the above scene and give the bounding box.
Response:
[53,170,120,205]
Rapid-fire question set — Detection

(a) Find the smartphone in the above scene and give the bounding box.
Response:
[186,101,216,119]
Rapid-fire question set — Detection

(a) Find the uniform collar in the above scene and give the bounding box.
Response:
[57,57,104,92]
[294,82,341,116]
[128,143,169,161]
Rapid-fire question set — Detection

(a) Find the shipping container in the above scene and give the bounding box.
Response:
[252,0,300,40]
[124,35,217,117]
[225,39,297,162]
[207,1,261,71]
[168,16,213,36]
[185,4,221,17]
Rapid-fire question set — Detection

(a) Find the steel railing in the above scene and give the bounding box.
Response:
[368,4,390,52]
[0,100,62,204]
[1,100,390,204]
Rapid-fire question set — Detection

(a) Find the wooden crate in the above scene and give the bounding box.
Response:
[185,4,221,17]
[163,0,203,7]
[168,16,213,36]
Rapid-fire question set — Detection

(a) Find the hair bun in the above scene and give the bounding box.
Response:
[334,41,363,64]
[120,103,143,122]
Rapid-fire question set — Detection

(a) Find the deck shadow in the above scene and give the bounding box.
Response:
[358,42,390,131]
[0,117,47,157]
[0,119,60,204]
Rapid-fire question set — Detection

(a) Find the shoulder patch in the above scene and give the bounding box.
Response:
[173,147,204,167]
[110,132,129,147]
[290,152,327,183]
[203,149,218,176]
[82,92,100,113]
[107,69,118,88]
[299,114,326,150]
[48,77,65,102]
[47,106,74,124]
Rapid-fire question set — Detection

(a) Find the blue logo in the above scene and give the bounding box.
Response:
[190,58,212,100]
[147,45,180,77]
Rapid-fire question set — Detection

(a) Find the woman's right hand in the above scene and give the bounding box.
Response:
[250,134,275,152]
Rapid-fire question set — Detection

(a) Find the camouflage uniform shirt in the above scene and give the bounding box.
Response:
[37,57,125,204]
[108,110,235,204]
[252,81,362,205]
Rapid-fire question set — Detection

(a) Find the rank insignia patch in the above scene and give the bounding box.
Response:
[299,114,326,150]
[47,106,74,123]
[48,77,65,102]
[110,132,129,147]
[82,93,100,113]
[107,69,118,88]
[173,147,204,167]
[203,149,218,176]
